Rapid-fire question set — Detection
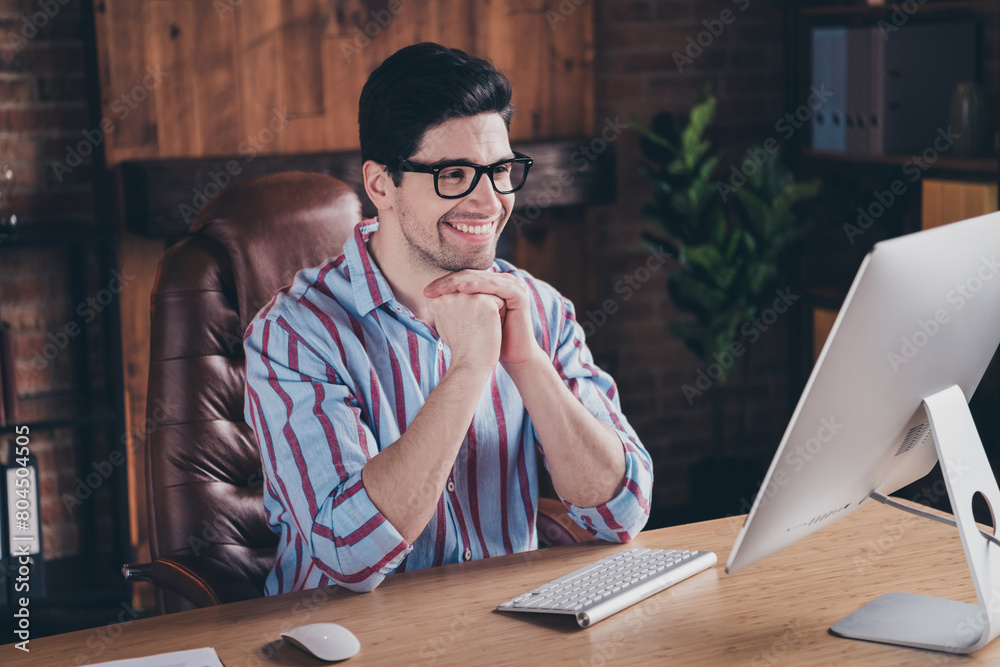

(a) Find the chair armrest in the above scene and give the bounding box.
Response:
[131,555,265,608]
[537,497,595,546]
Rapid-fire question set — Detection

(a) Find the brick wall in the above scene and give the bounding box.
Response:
[587,0,791,524]
[2,244,117,561]
[0,0,92,224]
[0,0,99,560]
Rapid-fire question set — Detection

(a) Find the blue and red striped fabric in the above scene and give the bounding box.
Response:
[244,219,653,595]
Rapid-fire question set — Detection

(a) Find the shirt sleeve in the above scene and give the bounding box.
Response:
[244,315,411,593]
[542,294,653,543]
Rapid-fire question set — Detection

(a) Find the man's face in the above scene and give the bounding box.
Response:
[390,113,515,273]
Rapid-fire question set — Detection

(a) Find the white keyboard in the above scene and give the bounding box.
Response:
[497,548,717,628]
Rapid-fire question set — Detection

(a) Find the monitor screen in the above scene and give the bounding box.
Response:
[727,210,1000,576]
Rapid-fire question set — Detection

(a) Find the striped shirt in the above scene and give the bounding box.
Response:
[243,218,653,595]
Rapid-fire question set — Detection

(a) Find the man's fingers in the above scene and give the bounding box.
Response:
[430,290,504,311]
[423,271,468,296]
[424,271,528,307]
[424,270,502,295]
[424,270,482,296]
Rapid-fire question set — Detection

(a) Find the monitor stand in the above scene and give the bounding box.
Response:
[830,384,1000,654]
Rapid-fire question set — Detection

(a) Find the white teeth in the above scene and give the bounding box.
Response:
[454,222,492,235]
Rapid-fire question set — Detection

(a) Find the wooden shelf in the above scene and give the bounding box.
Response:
[120,139,617,236]
[0,223,113,250]
[789,0,1000,403]
[802,149,998,175]
[800,0,1000,16]
[0,410,120,435]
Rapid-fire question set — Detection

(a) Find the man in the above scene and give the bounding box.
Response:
[244,42,652,595]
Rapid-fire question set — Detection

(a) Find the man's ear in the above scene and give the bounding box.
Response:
[362,160,394,211]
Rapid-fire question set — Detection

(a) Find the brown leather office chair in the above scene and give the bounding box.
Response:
[133,172,360,613]
[129,171,589,613]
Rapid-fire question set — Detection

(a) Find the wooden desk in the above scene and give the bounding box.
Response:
[2,501,990,666]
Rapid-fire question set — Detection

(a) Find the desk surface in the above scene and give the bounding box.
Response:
[2,501,990,666]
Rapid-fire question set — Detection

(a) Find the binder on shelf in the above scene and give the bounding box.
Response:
[845,28,871,155]
[810,21,977,157]
[810,27,846,152]
[869,22,976,156]
[868,28,885,156]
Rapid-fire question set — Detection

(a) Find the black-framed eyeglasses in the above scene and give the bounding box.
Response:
[396,151,533,199]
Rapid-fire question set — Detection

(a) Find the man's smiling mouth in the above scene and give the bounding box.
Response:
[443,211,502,237]
[446,220,495,235]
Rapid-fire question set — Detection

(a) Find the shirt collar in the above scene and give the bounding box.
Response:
[343,217,395,317]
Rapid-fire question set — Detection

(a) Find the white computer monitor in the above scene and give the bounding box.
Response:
[726,210,1000,654]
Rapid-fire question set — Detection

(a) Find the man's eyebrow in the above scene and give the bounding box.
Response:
[420,153,517,167]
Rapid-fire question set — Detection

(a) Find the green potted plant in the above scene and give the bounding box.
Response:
[634,91,820,520]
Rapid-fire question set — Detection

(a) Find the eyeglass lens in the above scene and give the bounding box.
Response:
[437,161,528,197]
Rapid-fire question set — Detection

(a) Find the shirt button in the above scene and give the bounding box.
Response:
[464,548,472,561]
[437,341,443,350]
[447,480,455,493]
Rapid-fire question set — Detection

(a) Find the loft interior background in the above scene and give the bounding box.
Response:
[0,0,996,639]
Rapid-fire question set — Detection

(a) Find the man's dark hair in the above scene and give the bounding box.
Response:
[358,42,514,185]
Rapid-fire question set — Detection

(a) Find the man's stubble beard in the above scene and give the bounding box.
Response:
[396,200,504,273]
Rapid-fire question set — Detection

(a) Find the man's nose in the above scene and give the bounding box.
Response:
[463,172,503,211]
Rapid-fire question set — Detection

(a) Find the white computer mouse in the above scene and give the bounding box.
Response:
[281,622,361,662]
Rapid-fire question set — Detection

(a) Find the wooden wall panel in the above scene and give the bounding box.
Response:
[321,35,367,152]
[95,0,595,166]
[549,2,594,138]
[324,1,369,152]
[407,0,446,46]
[237,0,286,152]
[148,1,203,157]
[281,0,326,117]
[192,3,243,154]
[278,0,330,152]
[528,3,565,138]
[474,1,517,129]
[96,2,158,156]
[503,2,548,139]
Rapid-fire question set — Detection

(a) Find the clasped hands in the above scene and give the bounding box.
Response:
[423,270,543,374]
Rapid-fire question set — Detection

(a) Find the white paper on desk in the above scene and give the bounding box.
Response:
[88,646,223,667]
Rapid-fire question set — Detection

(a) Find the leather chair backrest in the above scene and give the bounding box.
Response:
[145,172,361,612]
